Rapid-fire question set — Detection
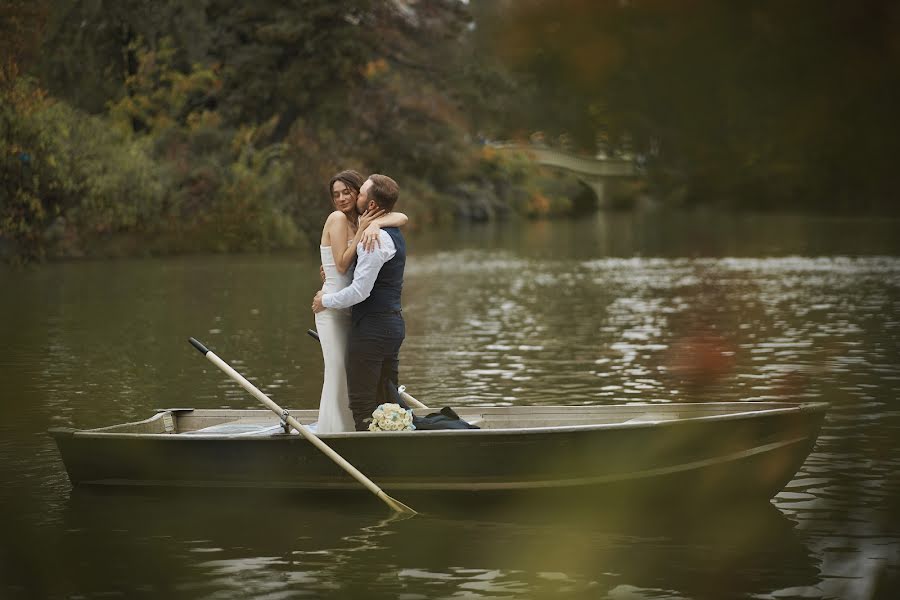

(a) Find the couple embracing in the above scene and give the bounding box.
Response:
[311,170,409,433]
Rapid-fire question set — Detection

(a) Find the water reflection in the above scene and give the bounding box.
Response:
[1,214,899,598]
[48,490,819,599]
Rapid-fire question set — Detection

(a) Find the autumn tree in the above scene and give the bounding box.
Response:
[477,0,900,212]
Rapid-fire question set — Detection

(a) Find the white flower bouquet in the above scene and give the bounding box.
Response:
[368,403,416,432]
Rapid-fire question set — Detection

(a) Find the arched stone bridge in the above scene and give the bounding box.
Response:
[490,144,640,207]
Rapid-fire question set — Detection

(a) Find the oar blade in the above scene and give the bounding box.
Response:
[378,490,418,515]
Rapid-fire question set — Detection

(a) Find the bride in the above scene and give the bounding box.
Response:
[315,170,408,432]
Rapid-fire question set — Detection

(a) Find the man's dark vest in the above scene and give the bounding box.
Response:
[351,227,405,324]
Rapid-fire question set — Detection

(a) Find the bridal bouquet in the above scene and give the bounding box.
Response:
[368,403,416,432]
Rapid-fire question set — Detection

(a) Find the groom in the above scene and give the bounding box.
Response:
[312,174,407,431]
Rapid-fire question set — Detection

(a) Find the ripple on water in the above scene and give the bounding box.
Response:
[3,250,899,599]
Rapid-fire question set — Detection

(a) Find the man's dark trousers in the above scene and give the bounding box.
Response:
[346,225,407,431]
[346,312,405,430]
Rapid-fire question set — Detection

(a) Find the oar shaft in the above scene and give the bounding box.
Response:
[191,338,415,515]
[397,386,428,410]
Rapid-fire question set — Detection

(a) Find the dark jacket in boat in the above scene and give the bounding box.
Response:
[351,226,405,325]
[413,407,481,430]
[383,382,480,430]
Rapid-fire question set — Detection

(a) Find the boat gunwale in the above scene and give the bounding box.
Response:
[50,401,828,441]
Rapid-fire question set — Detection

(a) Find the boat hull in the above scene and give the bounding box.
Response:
[50,403,827,506]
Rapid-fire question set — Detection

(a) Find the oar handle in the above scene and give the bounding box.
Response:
[188,337,416,515]
[189,337,209,355]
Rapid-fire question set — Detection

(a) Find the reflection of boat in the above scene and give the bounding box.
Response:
[56,487,410,598]
[396,501,821,600]
[58,488,821,600]
[50,402,827,506]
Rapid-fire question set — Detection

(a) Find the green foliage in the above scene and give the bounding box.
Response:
[108,37,222,135]
[201,137,302,253]
[36,0,215,113]
[205,0,374,130]
[1,45,307,262]
[463,146,581,218]
[0,0,49,73]
[1,73,165,261]
[4,0,627,263]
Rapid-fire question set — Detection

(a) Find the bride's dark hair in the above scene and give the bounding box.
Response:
[328,170,365,201]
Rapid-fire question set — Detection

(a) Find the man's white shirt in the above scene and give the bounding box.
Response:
[322,229,396,310]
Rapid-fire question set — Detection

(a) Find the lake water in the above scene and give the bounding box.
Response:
[1,210,898,599]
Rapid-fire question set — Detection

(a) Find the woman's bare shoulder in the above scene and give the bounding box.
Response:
[324,211,350,228]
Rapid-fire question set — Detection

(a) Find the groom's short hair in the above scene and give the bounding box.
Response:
[367,174,399,212]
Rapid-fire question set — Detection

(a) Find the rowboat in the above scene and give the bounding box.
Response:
[50,401,827,506]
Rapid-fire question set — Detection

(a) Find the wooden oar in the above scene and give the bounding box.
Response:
[306,328,428,410]
[188,337,416,515]
[396,385,427,410]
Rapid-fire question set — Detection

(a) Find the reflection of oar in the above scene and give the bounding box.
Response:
[306,328,429,410]
[188,337,416,515]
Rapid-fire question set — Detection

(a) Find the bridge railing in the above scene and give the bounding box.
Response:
[487,143,640,178]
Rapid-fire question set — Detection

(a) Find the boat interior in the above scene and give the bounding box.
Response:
[76,402,805,436]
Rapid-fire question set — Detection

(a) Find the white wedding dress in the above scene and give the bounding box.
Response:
[314,245,355,433]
